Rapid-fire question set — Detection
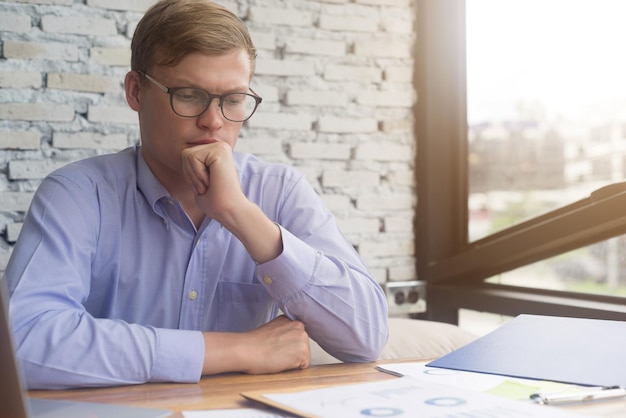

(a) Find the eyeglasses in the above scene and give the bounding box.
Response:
[138,71,262,122]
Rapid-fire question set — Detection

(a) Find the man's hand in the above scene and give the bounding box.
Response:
[181,141,245,223]
[180,142,283,264]
[202,316,311,376]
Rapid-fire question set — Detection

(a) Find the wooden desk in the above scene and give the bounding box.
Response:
[28,358,626,417]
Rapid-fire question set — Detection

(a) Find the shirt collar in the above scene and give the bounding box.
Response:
[136,146,171,212]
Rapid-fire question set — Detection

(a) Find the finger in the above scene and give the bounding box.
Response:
[182,153,210,194]
[192,155,211,191]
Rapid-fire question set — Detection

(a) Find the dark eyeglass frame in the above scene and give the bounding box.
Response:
[137,71,262,122]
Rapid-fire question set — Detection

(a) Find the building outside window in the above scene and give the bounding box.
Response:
[417,0,626,334]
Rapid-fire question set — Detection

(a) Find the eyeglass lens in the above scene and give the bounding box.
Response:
[171,88,258,121]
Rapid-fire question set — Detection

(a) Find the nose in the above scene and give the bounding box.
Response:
[196,98,224,130]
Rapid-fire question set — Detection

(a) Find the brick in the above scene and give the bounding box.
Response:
[235,137,282,155]
[47,73,121,94]
[289,142,351,160]
[387,169,414,187]
[8,160,68,180]
[91,47,131,66]
[355,142,413,162]
[356,89,414,107]
[317,116,377,133]
[320,193,351,212]
[319,15,378,32]
[255,59,315,77]
[0,12,31,33]
[324,64,382,82]
[384,214,413,233]
[86,0,157,12]
[251,83,279,103]
[0,131,40,149]
[322,169,380,187]
[359,238,414,257]
[380,118,411,132]
[10,0,72,4]
[355,0,412,5]
[0,103,74,122]
[246,112,313,131]
[286,38,346,57]
[389,263,417,281]
[285,89,348,107]
[2,40,79,61]
[126,20,139,38]
[41,15,117,36]
[53,132,128,150]
[0,71,41,89]
[249,31,276,51]
[354,38,412,58]
[381,16,414,35]
[248,6,312,27]
[337,217,380,234]
[384,66,413,83]
[294,165,321,190]
[356,194,413,211]
[6,222,23,243]
[0,251,11,274]
[218,1,239,14]
[88,105,137,124]
[0,191,35,212]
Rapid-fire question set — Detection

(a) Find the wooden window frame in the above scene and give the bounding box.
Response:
[415,0,626,324]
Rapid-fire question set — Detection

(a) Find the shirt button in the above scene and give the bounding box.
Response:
[188,290,198,300]
[262,276,273,285]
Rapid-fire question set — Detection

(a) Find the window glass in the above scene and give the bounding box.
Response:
[484,235,626,296]
[467,0,626,297]
[467,0,626,242]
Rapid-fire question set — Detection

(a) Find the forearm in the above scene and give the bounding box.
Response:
[257,226,389,362]
[215,198,283,264]
[201,332,246,375]
[201,316,310,376]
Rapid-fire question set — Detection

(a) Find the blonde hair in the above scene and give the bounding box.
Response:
[131,0,257,77]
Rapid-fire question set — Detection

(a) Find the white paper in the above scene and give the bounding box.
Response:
[263,376,586,418]
[377,362,588,401]
[182,408,290,418]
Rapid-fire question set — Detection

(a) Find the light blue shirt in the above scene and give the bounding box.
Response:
[4,146,388,389]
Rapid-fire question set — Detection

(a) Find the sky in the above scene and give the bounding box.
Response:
[466,0,626,124]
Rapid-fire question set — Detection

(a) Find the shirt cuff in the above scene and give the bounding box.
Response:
[150,328,204,383]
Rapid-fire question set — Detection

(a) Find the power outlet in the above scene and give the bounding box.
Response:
[384,280,427,316]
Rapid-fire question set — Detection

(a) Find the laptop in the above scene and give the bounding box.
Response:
[0,282,171,418]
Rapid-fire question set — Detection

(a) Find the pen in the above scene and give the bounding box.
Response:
[530,386,626,405]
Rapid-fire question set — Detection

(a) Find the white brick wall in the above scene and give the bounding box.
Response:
[0,131,40,149]
[41,15,118,36]
[3,40,79,61]
[0,71,41,88]
[0,0,417,286]
[0,103,75,122]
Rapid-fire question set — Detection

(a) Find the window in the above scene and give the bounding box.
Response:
[416,0,626,325]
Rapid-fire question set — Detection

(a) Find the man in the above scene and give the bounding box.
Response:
[3,0,388,389]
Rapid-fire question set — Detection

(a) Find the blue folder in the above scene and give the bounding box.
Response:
[427,314,626,387]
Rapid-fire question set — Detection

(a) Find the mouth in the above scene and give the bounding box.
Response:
[187,138,218,146]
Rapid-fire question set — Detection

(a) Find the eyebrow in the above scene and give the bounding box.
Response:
[170,77,250,94]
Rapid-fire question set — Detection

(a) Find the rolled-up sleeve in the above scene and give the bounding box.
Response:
[254,183,389,362]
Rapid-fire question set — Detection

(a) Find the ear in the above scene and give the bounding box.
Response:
[125,71,142,112]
